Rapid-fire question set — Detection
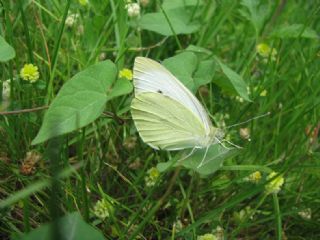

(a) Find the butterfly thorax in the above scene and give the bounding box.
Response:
[197,127,224,148]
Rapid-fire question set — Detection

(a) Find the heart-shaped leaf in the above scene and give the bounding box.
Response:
[12,212,104,240]
[107,79,133,100]
[271,24,319,39]
[139,8,200,36]
[194,59,216,90]
[32,60,117,145]
[0,36,15,62]
[162,0,204,10]
[163,52,198,91]
[157,144,238,176]
[214,57,251,101]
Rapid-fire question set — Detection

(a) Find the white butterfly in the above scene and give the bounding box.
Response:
[131,57,226,167]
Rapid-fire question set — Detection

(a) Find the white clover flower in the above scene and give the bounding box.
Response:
[298,208,311,220]
[93,199,114,220]
[2,80,11,100]
[65,13,79,27]
[126,3,140,17]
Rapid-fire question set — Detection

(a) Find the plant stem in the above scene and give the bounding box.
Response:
[273,193,282,240]
[158,1,183,50]
[79,129,89,221]
[129,167,181,239]
[46,0,71,103]
[18,0,34,63]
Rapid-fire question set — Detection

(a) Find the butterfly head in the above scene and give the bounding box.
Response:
[210,127,224,145]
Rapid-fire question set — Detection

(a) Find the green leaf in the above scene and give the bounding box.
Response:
[163,52,198,92]
[107,79,133,100]
[240,0,270,35]
[181,144,238,176]
[162,0,203,10]
[271,24,319,39]
[0,165,79,209]
[157,144,238,176]
[83,16,106,51]
[162,52,217,92]
[194,59,216,90]
[13,212,104,240]
[32,60,117,145]
[185,44,212,56]
[0,36,15,62]
[139,8,200,36]
[214,57,251,101]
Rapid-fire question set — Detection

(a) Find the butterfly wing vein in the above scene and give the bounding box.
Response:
[131,93,208,150]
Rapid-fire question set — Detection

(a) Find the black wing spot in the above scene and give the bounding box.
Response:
[157,90,163,94]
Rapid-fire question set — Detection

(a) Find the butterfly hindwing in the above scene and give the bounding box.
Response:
[131,92,208,150]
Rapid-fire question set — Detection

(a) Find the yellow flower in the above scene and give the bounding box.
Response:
[247,171,262,183]
[145,167,160,187]
[78,0,88,6]
[119,68,133,80]
[65,13,79,27]
[265,171,284,194]
[20,64,39,83]
[197,233,217,240]
[260,89,268,97]
[149,167,160,179]
[256,43,277,60]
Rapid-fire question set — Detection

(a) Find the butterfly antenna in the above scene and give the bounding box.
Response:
[225,112,271,129]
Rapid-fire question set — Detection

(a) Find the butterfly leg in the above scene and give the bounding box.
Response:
[214,137,230,150]
[221,139,242,149]
[178,147,197,162]
[197,145,209,168]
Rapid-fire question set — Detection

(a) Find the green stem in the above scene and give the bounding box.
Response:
[178,177,196,238]
[273,193,282,240]
[47,137,63,240]
[231,193,268,237]
[129,167,181,239]
[79,129,89,221]
[18,0,34,63]
[158,2,182,50]
[23,198,30,232]
[3,1,17,101]
[46,0,71,103]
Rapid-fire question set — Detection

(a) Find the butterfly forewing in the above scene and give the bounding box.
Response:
[133,57,213,135]
[131,92,208,150]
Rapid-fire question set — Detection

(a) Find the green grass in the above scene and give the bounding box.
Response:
[1,0,320,239]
